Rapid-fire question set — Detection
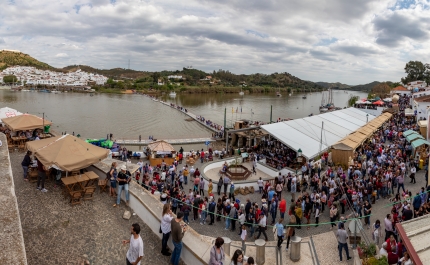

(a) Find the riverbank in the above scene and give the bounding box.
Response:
[94,86,326,95]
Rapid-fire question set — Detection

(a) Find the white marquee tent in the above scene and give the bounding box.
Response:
[260,108,376,159]
[0,107,22,120]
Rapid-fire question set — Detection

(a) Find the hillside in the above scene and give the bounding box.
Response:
[0,50,56,71]
[0,51,323,90]
[316,82,351,89]
[62,65,149,79]
[348,81,393,92]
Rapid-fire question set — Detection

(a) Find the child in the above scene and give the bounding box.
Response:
[241,225,247,253]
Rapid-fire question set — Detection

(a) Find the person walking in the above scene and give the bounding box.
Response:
[257,177,264,194]
[171,211,187,265]
[114,165,131,207]
[209,237,225,265]
[36,158,48,192]
[363,200,372,229]
[199,177,206,196]
[275,218,284,249]
[336,223,352,261]
[21,151,31,181]
[122,223,144,265]
[254,213,268,241]
[161,203,174,256]
[223,175,230,195]
[409,165,416,183]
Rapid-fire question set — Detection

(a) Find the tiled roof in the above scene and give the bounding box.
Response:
[393,86,408,91]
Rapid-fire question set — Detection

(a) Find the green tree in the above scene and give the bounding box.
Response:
[3,75,17,83]
[401,61,426,84]
[347,95,359,107]
[372,82,391,97]
[390,82,401,88]
[152,72,160,84]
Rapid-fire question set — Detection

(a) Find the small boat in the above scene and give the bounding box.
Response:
[288,93,292,96]
[169,91,176,97]
[276,92,282,97]
[302,95,307,99]
[21,89,30,92]
[239,91,244,96]
[51,90,59,94]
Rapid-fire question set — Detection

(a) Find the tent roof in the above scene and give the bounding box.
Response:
[411,139,430,149]
[2,114,52,131]
[332,112,393,150]
[405,133,424,143]
[26,134,109,172]
[0,107,22,120]
[147,140,176,152]
[403,130,416,137]
[261,108,376,159]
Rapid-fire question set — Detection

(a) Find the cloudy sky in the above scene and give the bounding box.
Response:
[1,0,429,85]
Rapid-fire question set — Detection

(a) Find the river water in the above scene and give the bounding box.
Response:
[0,89,367,145]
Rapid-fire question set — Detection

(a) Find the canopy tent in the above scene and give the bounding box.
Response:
[26,134,109,172]
[403,130,416,137]
[2,114,52,131]
[261,108,376,160]
[0,107,22,120]
[373,100,384,105]
[405,133,424,143]
[404,108,414,116]
[411,139,430,149]
[331,112,393,165]
[147,140,176,155]
[383,98,392,102]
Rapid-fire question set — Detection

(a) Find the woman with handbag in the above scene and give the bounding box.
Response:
[285,214,296,251]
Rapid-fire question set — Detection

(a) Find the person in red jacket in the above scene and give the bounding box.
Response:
[279,199,287,219]
[200,149,205,163]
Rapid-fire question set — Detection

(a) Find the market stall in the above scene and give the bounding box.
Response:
[146,140,176,166]
[2,113,52,131]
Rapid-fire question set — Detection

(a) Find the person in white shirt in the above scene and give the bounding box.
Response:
[122,223,144,265]
[257,177,264,194]
[409,165,416,184]
[240,225,247,252]
[160,203,174,256]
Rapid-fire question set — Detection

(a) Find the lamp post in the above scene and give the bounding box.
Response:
[366,113,369,123]
[297,148,303,163]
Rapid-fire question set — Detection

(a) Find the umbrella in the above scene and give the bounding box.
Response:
[2,114,52,131]
[0,107,22,120]
[364,101,372,104]
[373,100,384,105]
[26,134,109,172]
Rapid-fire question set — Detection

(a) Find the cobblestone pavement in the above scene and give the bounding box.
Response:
[10,152,183,265]
[178,157,427,262]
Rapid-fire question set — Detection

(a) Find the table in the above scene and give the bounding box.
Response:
[84,171,99,187]
[11,136,27,145]
[73,174,90,189]
[62,176,79,193]
[39,133,51,139]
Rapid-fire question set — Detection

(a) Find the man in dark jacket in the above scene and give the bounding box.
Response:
[21,151,32,181]
[208,198,216,225]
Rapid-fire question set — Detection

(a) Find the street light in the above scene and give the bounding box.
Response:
[366,113,369,123]
[297,148,302,157]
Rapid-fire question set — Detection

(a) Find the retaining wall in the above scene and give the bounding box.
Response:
[0,133,27,265]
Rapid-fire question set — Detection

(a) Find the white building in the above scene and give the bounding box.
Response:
[413,95,430,121]
[406,81,427,90]
[167,75,182,79]
[0,66,108,86]
[391,86,411,97]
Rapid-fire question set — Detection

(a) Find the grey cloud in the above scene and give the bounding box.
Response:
[373,12,429,47]
[0,38,5,44]
[331,45,379,56]
[309,50,338,61]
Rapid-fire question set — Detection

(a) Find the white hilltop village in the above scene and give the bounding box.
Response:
[0,66,108,86]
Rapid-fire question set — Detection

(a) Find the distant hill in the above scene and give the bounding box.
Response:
[0,50,56,71]
[348,81,394,92]
[316,82,351,89]
[62,65,149,79]
[0,51,324,89]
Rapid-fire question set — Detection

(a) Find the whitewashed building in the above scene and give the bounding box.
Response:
[0,66,108,86]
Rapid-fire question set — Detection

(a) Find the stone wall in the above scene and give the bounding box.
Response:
[0,133,27,265]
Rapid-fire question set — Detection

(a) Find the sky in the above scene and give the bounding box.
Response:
[1,0,429,85]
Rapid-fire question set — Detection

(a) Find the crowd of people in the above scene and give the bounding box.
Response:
[169,103,188,113]
[196,115,224,132]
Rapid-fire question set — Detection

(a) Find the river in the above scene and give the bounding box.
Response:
[0,89,367,149]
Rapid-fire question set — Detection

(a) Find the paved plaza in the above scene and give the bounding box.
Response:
[179,156,427,264]
[10,152,183,265]
[11,149,428,265]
